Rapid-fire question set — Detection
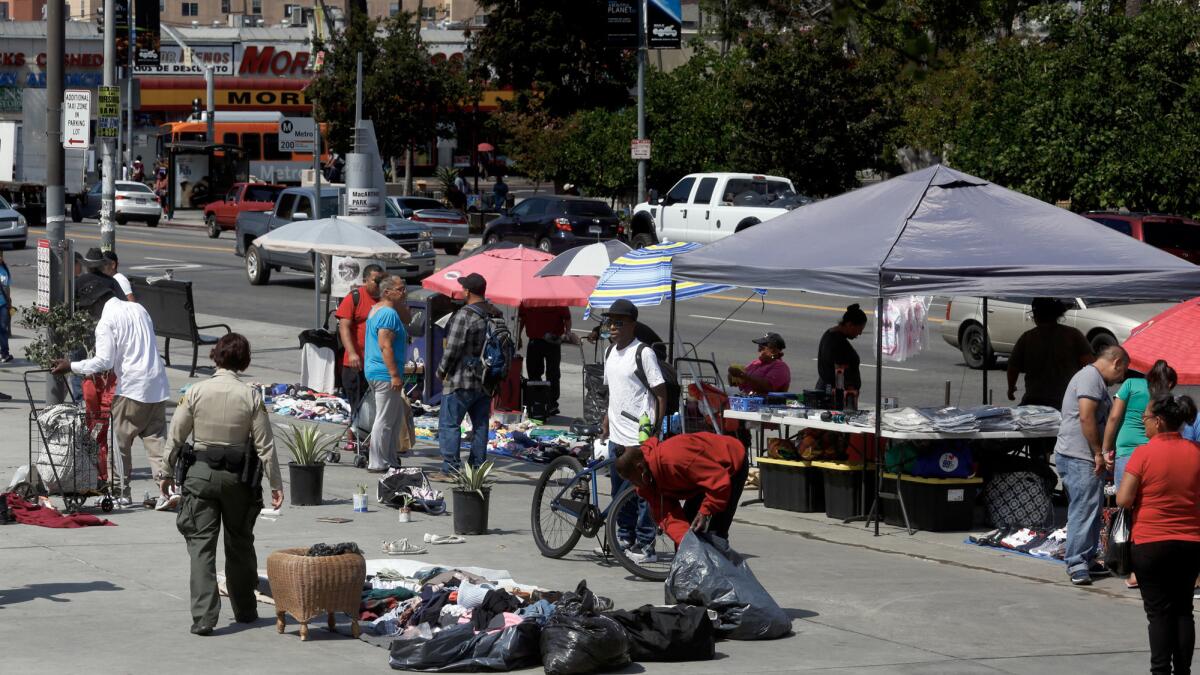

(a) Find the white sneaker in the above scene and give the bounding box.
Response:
[381,538,427,555]
[423,533,466,545]
[626,548,657,564]
[155,494,181,511]
[116,496,133,507]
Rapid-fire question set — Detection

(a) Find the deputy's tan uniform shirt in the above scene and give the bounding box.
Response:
[164,369,283,491]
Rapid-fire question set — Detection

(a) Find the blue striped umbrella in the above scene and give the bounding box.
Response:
[588,241,733,314]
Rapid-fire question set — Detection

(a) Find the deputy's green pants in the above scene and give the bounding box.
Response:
[176,461,262,627]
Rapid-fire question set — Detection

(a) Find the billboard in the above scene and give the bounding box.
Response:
[646,0,682,49]
[607,0,639,48]
[113,0,130,65]
[134,0,161,66]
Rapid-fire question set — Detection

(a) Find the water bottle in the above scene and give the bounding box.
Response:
[638,412,653,443]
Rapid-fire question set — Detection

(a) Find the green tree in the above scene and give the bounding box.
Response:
[493,104,569,191]
[558,108,637,199]
[471,0,635,117]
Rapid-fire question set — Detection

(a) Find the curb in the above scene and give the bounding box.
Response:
[161,219,206,231]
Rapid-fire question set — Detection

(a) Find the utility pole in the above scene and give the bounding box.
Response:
[125,0,135,176]
[100,0,116,251]
[205,66,215,143]
[635,0,647,204]
[46,0,67,403]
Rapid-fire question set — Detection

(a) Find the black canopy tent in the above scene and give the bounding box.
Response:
[672,164,1200,534]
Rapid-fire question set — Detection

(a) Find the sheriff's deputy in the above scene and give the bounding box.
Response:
[161,333,283,636]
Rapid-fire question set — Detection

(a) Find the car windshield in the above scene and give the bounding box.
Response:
[245,185,282,202]
[565,200,614,217]
[319,195,338,218]
[1143,221,1200,251]
[119,182,153,193]
[0,196,10,210]
[400,198,444,211]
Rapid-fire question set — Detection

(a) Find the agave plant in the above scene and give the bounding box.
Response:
[280,424,337,465]
[435,165,460,198]
[453,460,496,498]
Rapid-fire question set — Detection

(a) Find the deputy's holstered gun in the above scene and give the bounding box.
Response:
[239,442,263,495]
[175,443,196,493]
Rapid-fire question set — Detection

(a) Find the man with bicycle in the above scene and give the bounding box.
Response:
[600,299,667,563]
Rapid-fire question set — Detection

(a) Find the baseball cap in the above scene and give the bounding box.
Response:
[602,298,638,321]
[752,332,786,350]
[457,272,487,297]
[82,247,107,268]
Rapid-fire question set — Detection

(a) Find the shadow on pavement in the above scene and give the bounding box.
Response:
[0,580,124,606]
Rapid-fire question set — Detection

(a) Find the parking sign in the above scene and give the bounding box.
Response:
[63,90,92,149]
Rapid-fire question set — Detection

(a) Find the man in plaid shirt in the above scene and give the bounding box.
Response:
[434,273,492,478]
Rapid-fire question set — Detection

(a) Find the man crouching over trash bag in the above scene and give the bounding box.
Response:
[618,432,792,640]
[615,431,748,544]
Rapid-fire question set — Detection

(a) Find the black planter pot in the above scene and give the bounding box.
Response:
[452,488,490,535]
[288,463,325,506]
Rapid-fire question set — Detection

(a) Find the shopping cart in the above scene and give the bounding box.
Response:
[15,369,115,514]
[674,356,727,435]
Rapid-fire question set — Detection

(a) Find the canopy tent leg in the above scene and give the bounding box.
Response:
[668,281,677,362]
[873,296,884,536]
[313,251,321,329]
[982,297,989,404]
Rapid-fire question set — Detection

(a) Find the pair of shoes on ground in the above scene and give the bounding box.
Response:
[423,533,466,545]
[0,354,13,364]
[382,538,427,555]
[155,493,181,511]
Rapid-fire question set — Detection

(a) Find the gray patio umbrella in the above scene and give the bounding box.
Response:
[535,240,632,277]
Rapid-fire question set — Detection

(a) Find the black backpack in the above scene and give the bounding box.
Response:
[606,342,680,418]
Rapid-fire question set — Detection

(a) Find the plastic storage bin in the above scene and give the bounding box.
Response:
[817,461,873,520]
[758,457,825,513]
[880,473,982,531]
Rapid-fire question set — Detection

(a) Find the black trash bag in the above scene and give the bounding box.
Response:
[388,622,541,672]
[554,580,612,617]
[664,531,792,640]
[540,613,630,675]
[604,604,716,662]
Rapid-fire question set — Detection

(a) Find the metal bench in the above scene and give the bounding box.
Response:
[129,276,230,377]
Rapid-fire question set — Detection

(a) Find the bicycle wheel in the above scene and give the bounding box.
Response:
[605,485,676,581]
[531,455,587,558]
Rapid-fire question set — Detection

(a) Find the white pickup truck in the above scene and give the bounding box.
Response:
[628,172,807,247]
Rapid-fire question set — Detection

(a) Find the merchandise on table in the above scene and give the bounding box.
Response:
[879,295,932,363]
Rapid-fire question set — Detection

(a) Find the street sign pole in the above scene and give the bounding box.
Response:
[126,0,135,175]
[636,0,647,205]
[46,0,68,404]
[100,0,117,252]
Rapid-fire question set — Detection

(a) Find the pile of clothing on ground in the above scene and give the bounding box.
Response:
[968,526,1067,559]
[254,383,351,425]
[877,405,1063,434]
[486,421,585,464]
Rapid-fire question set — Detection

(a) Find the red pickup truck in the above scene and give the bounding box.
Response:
[204,182,284,238]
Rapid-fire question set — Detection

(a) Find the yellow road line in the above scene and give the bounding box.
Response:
[72,232,229,254]
[701,293,946,323]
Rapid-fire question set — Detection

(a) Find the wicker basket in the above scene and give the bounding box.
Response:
[266,547,365,641]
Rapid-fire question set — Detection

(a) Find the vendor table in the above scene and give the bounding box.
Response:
[725,409,1059,534]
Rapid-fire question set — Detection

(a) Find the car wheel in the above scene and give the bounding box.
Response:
[205,214,220,238]
[1089,331,1118,354]
[146,218,159,228]
[71,201,82,223]
[12,240,26,250]
[536,238,552,253]
[960,322,996,370]
[484,232,500,246]
[246,245,271,285]
[443,244,462,256]
[631,233,655,250]
[317,254,332,293]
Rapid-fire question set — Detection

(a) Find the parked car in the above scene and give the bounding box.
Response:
[0,194,28,249]
[235,186,436,290]
[482,195,620,254]
[387,196,469,255]
[72,180,162,227]
[203,182,284,239]
[941,296,1175,369]
[1083,211,1200,263]
[629,172,808,248]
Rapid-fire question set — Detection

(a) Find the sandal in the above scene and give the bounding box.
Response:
[381,538,427,555]
[423,533,466,545]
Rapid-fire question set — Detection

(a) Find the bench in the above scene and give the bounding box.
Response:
[129,276,231,377]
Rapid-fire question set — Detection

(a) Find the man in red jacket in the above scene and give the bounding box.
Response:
[615,432,749,545]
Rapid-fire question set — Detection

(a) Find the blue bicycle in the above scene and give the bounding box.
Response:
[530,418,674,581]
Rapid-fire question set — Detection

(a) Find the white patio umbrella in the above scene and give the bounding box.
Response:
[253,216,410,327]
[535,240,632,277]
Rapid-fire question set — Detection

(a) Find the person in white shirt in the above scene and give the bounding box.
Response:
[102,250,135,301]
[52,278,170,504]
[599,298,667,564]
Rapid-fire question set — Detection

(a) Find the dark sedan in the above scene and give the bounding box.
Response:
[482,195,621,254]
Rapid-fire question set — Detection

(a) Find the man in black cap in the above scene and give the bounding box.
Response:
[433,272,495,480]
[728,331,792,396]
[81,247,126,300]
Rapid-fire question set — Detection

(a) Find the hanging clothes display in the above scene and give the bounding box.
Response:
[878,296,932,363]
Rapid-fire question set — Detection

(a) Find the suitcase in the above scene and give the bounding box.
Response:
[524,380,553,420]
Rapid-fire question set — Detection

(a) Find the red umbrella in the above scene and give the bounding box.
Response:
[477,142,495,152]
[1123,298,1200,384]
[421,246,596,308]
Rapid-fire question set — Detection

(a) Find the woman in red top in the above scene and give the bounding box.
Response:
[1116,394,1200,675]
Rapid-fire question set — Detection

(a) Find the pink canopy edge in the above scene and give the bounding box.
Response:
[421,247,597,308]
[1123,297,1200,385]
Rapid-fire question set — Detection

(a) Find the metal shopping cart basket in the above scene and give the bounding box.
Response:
[13,369,115,513]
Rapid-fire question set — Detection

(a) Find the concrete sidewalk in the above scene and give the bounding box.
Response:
[0,287,1160,673]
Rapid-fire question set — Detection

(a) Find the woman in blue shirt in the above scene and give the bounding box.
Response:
[363,275,409,472]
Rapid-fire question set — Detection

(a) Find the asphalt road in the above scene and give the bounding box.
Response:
[4,220,1005,409]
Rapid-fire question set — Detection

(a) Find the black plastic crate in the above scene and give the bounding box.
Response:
[759,458,825,513]
[881,473,982,531]
[819,462,873,520]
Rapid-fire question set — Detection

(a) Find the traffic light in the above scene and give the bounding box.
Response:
[96,7,103,32]
[192,98,201,119]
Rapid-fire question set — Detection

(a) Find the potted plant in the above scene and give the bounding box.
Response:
[397,494,414,523]
[281,424,336,506]
[451,461,495,535]
[353,484,369,513]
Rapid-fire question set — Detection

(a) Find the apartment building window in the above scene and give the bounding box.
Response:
[251,0,261,14]
[181,2,198,16]
[221,0,230,12]
[0,3,8,21]
[419,6,436,20]
[389,3,400,17]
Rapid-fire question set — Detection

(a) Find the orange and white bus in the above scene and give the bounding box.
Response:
[156,111,329,185]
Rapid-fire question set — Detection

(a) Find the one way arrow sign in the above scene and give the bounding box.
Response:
[63,89,92,150]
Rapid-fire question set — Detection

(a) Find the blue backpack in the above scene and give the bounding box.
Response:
[466,304,515,390]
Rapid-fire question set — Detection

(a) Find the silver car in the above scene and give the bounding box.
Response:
[73,180,162,227]
[0,195,28,249]
[387,196,469,255]
[941,296,1176,369]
